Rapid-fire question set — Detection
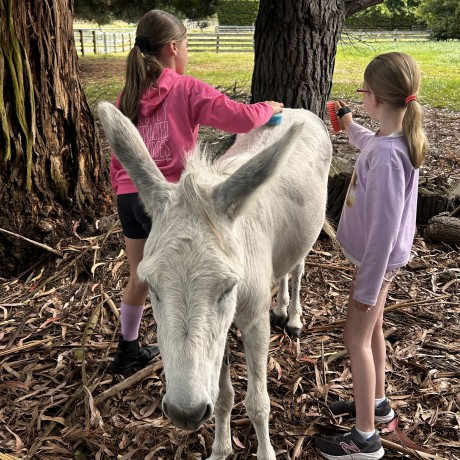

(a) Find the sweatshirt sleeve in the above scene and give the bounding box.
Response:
[187,79,274,133]
[348,122,376,151]
[353,164,406,306]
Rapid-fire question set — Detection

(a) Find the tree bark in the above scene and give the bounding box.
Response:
[0,0,111,275]
[251,0,383,116]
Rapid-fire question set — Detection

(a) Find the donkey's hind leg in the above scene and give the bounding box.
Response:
[208,347,234,460]
[272,274,289,328]
[286,260,305,337]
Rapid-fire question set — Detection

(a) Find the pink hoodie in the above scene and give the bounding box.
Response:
[110,68,274,194]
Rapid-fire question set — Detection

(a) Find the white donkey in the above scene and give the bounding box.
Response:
[98,102,332,460]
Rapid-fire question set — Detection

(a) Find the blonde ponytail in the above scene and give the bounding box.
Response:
[402,99,428,168]
[364,52,429,169]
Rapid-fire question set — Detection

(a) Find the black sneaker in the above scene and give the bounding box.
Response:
[315,427,384,460]
[329,398,395,423]
[112,336,159,376]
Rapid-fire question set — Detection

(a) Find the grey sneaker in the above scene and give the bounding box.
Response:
[329,398,395,423]
[315,427,384,459]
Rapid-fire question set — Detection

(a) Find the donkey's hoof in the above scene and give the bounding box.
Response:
[271,313,288,328]
[286,325,302,338]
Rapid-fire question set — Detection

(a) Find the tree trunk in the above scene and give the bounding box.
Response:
[251,0,383,116]
[0,0,111,275]
[425,214,460,246]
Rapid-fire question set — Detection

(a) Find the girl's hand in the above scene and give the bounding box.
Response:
[335,100,353,131]
[266,101,284,114]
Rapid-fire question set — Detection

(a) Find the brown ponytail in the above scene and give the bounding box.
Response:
[118,10,187,124]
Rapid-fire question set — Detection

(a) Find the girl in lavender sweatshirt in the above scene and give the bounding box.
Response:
[315,53,428,460]
[111,10,283,376]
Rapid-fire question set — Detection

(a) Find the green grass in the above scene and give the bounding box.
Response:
[331,41,460,110]
[80,41,460,111]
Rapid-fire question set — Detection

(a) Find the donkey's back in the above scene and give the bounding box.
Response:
[216,109,332,334]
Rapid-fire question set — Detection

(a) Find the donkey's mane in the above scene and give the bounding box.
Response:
[179,147,239,257]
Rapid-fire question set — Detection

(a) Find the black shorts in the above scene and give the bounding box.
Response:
[117,193,152,239]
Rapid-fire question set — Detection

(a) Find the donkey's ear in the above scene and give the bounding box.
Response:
[98,102,175,216]
[212,122,304,220]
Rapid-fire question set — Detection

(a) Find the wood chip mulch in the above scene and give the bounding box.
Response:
[1,104,459,459]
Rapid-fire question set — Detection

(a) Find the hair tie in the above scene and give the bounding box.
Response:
[134,36,151,54]
[405,95,417,104]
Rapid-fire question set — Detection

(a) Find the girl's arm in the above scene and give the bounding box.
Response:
[188,79,281,133]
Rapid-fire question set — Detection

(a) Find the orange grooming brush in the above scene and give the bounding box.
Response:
[326,101,341,134]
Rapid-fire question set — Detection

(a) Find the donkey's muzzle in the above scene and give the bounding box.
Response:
[163,399,213,431]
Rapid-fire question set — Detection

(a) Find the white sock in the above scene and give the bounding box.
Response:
[375,396,386,407]
[356,428,376,441]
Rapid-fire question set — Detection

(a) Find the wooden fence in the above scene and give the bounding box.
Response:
[74,28,432,56]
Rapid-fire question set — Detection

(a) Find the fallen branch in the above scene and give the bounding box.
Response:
[0,227,63,257]
[0,454,22,460]
[0,339,50,358]
[93,360,163,406]
[381,438,442,459]
[304,261,351,272]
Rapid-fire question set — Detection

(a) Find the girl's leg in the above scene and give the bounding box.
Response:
[372,281,391,400]
[120,236,149,340]
[113,236,158,375]
[343,282,385,433]
[122,236,149,306]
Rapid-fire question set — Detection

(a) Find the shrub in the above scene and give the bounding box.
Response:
[217,0,259,26]
[417,0,460,40]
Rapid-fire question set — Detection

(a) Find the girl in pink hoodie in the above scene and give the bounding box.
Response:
[110,9,283,375]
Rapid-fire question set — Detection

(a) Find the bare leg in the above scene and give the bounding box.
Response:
[240,311,276,460]
[372,282,391,399]
[122,237,149,306]
[208,349,234,460]
[343,281,391,433]
[286,261,304,336]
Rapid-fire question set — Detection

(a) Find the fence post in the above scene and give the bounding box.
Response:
[103,32,108,53]
[92,30,97,54]
[216,32,219,53]
[78,30,84,56]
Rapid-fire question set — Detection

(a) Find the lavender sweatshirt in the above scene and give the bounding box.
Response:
[111,68,273,193]
[336,122,419,306]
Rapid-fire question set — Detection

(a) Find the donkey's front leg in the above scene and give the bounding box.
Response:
[207,348,234,460]
[240,312,276,460]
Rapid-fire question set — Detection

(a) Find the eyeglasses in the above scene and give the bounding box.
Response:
[356,88,371,94]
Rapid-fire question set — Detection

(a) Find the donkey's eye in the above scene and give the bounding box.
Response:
[150,288,160,303]
[218,283,236,303]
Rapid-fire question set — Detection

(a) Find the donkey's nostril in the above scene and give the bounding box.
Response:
[201,403,213,424]
[162,399,213,431]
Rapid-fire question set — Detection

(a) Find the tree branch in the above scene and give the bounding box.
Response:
[345,0,384,17]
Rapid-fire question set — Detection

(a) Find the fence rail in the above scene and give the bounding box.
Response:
[74,29,432,56]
